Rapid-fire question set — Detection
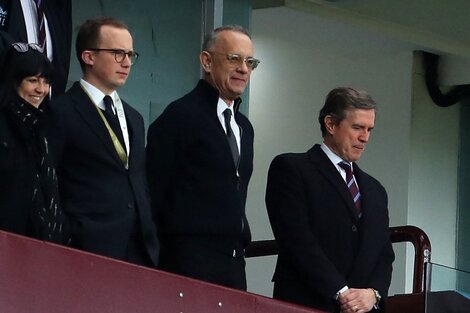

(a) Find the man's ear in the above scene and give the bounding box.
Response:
[81,50,94,66]
[324,115,336,135]
[200,51,211,72]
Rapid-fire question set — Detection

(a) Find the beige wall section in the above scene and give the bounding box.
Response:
[408,52,459,274]
[246,7,460,298]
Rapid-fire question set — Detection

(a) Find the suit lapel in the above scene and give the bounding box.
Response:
[196,80,238,169]
[308,145,360,221]
[237,110,253,172]
[124,103,137,169]
[4,0,28,41]
[44,1,57,53]
[69,83,125,167]
[195,80,241,173]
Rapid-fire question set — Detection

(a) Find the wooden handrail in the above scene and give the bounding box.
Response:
[245,225,432,294]
[389,225,431,293]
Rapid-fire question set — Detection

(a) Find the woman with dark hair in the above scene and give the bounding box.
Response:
[0,42,66,244]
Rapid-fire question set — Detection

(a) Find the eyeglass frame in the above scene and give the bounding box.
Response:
[206,51,260,70]
[88,48,140,65]
[12,42,44,53]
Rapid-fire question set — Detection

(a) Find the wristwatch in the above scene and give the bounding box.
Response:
[372,289,382,306]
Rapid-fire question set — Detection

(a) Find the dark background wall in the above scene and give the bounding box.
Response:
[458,101,470,290]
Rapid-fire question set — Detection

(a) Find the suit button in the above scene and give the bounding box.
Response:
[351,225,358,232]
[128,203,134,209]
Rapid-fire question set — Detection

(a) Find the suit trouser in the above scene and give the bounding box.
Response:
[274,279,336,312]
[159,236,247,290]
[125,215,153,267]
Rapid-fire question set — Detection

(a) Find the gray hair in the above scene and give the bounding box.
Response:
[202,25,251,51]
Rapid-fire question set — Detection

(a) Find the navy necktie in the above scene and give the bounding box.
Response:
[103,95,125,151]
[223,109,239,168]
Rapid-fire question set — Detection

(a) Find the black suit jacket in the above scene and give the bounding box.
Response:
[50,82,159,265]
[146,79,253,269]
[0,106,39,236]
[265,144,394,312]
[0,0,71,95]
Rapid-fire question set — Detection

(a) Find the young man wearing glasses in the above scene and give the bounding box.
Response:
[49,17,159,267]
[146,25,259,290]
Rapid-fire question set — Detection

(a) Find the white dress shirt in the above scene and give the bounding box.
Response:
[20,0,53,60]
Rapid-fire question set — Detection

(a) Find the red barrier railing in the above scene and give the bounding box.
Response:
[0,226,430,312]
[0,230,326,313]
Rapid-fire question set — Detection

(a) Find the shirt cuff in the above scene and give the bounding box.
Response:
[334,286,349,300]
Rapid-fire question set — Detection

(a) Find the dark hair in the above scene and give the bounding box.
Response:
[202,25,251,51]
[75,17,129,70]
[318,87,376,136]
[0,43,53,107]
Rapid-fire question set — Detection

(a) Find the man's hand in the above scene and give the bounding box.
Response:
[338,288,377,313]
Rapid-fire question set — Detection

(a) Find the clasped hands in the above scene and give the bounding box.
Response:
[338,288,377,313]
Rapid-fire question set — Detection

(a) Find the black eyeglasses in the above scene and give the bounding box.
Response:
[207,51,260,70]
[88,48,139,65]
[12,42,44,53]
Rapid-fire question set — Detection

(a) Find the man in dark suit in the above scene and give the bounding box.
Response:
[266,87,395,312]
[50,17,159,267]
[0,0,72,95]
[146,25,260,290]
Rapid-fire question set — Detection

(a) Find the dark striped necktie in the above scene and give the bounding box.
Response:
[338,162,362,214]
[33,0,47,54]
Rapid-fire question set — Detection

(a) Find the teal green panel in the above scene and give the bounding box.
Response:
[223,0,253,116]
[223,0,252,29]
[70,1,254,125]
[71,1,203,128]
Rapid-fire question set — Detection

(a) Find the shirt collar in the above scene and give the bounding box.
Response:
[217,97,235,117]
[320,142,352,168]
[80,79,119,110]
